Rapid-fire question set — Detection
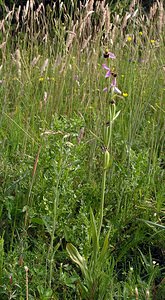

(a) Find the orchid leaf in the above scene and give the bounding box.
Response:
[90,208,99,257]
[98,230,110,265]
[66,243,90,282]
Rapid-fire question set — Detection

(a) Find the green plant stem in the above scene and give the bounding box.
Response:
[98,104,115,240]
[98,166,107,240]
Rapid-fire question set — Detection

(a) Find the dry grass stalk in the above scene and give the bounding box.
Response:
[81,35,92,51]
[66,21,78,51]
[77,127,85,144]
[85,0,94,12]
[24,266,29,300]
[78,0,95,40]
[111,25,117,44]
[114,13,120,26]
[5,6,15,22]
[110,12,121,43]
[0,20,5,34]
[40,58,49,75]
[0,41,6,49]
[43,91,48,105]
[34,2,45,21]
[15,5,21,31]
[158,0,165,33]
[15,49,22,79]
[146,289,150,300]
[79,10,94,38]
[30,0,34,11]
[15,5,21,22]
[97,0,106,30]
[121,12,131,32]
[34,3,47,38]
[23,0,30,20]
[31,55,41,67]
[104,4,111,37]
[135,286,139,300]
[129,0,137,14]
[0,42,6,62]
[149,2,158,20]
[66,31,76,50]
[43,33,48,43]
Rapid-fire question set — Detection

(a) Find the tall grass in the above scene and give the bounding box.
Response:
[0,0,165,299]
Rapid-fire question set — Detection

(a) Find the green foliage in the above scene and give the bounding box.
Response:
[0,0,165,299]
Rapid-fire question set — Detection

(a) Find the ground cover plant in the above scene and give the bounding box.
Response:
[0,0,165,299]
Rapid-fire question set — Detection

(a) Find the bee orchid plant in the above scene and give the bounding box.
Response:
[66,50,121,299]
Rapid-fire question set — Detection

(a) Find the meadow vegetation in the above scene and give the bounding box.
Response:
[0,0,165,299]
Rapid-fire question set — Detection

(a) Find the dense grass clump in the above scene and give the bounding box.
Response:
[0,0,165,299]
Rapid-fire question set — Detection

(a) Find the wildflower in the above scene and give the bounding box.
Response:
[139,31,143,35]
[103,49,116,59]
[111,77,122,94]
[102,64,111,78]
[111,77,117,87]
[102,64,117,78]
[39,77,44,81]
[123,92,128,97]
[127,36,132,42]
[102,64,121,94]
[103,81,121,95]
[150,39,155,44]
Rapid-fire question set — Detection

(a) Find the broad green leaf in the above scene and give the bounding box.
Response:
[66,243,90,281]
[31,217,45,225]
